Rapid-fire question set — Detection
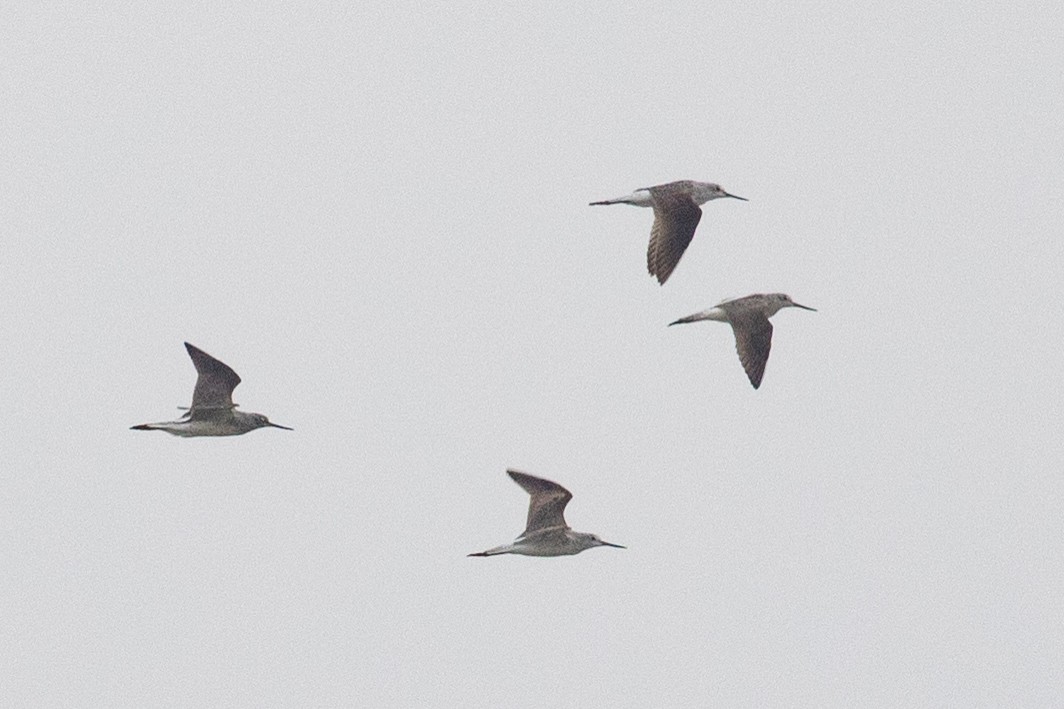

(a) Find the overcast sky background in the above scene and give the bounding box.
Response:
[3,2,1063,706]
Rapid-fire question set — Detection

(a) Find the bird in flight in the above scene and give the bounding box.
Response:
[469,469,625,557]
[590,180,746,284]
[670,293,816,389]
[131,342,292,436]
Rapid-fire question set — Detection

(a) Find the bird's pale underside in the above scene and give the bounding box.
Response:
[670,293,816,389]
[590,180,747,284]
[468,469,625,557]
[130,342,292,436]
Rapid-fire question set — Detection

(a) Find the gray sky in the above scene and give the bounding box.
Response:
[3,2,1063,706]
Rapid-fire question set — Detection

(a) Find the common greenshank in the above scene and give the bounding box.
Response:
[590,180,746,284]
[469,469,625,557]
[131,342,292,436]
[670,293,816,389]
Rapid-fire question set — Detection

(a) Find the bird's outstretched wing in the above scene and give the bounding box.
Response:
[730,316,773,389]
[184,342,241,412]
[646,189,703,284]
[507,469,573,536]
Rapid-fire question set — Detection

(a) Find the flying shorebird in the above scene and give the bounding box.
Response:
[468,469,625,558]
[590,180,747,284]
[669,293,816,389]
[130,342,292,436]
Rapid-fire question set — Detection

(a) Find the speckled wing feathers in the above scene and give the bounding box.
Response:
[507,469,572,536]
[730,315,773,389]
[646,189,703,284]
[184,342,241,412]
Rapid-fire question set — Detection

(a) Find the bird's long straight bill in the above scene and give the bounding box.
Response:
[268,422,294,430]
[792,303,817,311]
[600,541,626,548]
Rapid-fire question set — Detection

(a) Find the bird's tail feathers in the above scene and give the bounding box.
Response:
[467,544,512,557]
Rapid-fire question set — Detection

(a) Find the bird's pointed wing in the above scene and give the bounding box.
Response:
[184,342,241,411]
[507,469,572,536]
[646,190,702,284]
[730,315,773,389]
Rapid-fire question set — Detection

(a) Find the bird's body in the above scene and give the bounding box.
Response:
[131,409,284,437]
[131,342,292,437]
[473,527,607,558]
[590,180,746,284]
[670,293,816,389]
[469,469,624,558]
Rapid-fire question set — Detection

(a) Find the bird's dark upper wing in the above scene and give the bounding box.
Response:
[646,190,703,285]
[507,469,572,536]
[730,316,773,389]
[184,342,241,411]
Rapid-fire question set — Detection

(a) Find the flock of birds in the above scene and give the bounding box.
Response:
[131,179,815,558]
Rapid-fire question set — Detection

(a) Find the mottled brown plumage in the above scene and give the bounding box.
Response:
[590,180,746,284]
[729,314,774,389]
[468,469,625,557]
[647,186,704,285]
[669,294,816,389]
[508,469,573,537]
[130,342,292,436]
[185,342,241,412]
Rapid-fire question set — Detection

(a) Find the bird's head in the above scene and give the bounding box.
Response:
[704,183,747,202]
[585,533,625,550]
[769,293,817,317]
[250,413,293,431]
